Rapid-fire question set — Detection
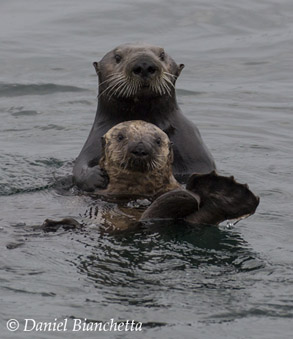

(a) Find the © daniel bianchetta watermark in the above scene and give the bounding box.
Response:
[6,318,143,333]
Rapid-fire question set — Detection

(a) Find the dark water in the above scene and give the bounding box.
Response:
[1,0,292,338]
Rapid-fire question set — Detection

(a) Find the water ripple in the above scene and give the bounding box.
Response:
[66,225,265,304]
[0,153,72,196]
[0,83,87,97]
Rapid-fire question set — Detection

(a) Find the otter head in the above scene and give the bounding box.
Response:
[100,120,173,174]
[93,43,184,100]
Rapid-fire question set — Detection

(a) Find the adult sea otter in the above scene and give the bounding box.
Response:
[73,43,215,191]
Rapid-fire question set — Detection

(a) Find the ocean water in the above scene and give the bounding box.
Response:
[1,0,292,338]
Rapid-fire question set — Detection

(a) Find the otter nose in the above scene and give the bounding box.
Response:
[129,142,149,157]
[132,60,159,78]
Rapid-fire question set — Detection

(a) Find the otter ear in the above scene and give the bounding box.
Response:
[177,63,185,76]
[93,62,100,75]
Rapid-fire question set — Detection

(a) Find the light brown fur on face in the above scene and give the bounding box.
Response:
[98,120,180,197]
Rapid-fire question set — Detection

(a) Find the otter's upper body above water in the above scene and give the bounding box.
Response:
[73,43,215,192]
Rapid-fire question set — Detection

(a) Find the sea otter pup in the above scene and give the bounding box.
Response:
[44,121,258,231]
[98,120,180,197]
[73,43,215,192]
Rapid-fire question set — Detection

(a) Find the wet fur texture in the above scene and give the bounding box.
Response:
[141,171,259,226]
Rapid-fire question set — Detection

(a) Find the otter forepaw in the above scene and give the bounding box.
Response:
[75,165,109,192]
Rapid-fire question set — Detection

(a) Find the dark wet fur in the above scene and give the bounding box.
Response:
[141,171,259,226]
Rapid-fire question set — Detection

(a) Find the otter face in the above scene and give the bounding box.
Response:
[93,43,184,99]
[100,120,173,173]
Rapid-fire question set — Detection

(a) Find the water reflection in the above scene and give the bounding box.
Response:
[67,222,264,307]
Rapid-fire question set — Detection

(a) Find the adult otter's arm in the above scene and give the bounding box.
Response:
[73,123,109,191]
[168,112,216,177]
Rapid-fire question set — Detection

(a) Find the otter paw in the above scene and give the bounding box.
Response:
[77,165,109,192]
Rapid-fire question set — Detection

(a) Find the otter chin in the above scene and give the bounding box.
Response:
[98,120,180,197]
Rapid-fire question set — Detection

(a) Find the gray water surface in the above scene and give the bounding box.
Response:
[1,1,293,338]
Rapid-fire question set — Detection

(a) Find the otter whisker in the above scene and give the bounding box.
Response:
[107,79,126,93]
[156,76,169,96]
[116,83,126,98]
[125,78,139,97]
[131,79,139,96]
[98,73,125,86]
[149,81,156,95]
[117,82,130,98]
[163,75,175,90]
[122,81,133,98]
[124,77,135,97]
[109,79,128,99]
[122,84,129,98]
[156,78,165,96]
[116,78,129,98]
[163,73,174,86]
[99,58,175,101]
[160,84,166,96]
[161,77,172,96]
[131,82,136,96]
[163,71,177,80]
[117,78,136,98]
[98,76,126,96]
[99,77,126,98]
[158,75,166,95]
[128,82,135,97]
[160,80,170,96]
[151,77,164,96]
[103,74,128,97]
[101,84,123,100]
[160,81,168,96]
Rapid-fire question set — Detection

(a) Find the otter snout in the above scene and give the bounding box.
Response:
[128,141,151,157]
[131,58,159,79]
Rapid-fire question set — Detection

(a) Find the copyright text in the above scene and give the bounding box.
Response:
[6,318,142,332]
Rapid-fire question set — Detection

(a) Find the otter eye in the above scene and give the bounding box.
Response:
[156,137,161,146]
[159,51,165,61]
[114,54,122,63]
[117,133,124,141]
